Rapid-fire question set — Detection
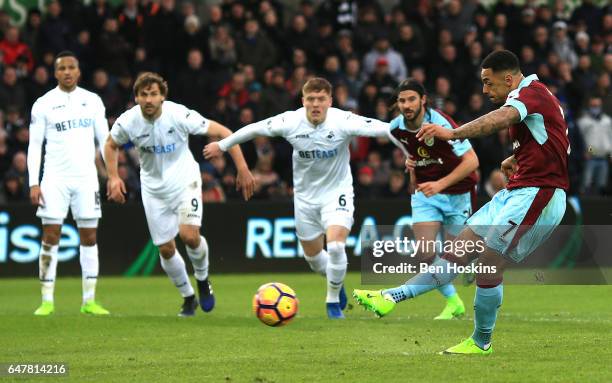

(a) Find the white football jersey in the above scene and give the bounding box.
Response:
[27,86,108,186]
[220,107,390,204]
[110,101,209,198]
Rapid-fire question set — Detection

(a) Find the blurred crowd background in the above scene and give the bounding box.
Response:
[1,0,612,204]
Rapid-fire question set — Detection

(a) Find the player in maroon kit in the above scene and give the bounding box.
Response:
[386,79,479,319]
[354,50,569,355]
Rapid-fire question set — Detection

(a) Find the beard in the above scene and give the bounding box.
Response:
[403,103,422,123]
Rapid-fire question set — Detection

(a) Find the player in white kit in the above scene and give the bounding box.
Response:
[104,72,255,316]
[204,77,395,319]
[28,51,110,316]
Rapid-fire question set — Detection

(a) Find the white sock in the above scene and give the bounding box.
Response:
[305,249,329,276]
[39,242,58,303]
[326,241,347,303]
[160,251,194,297]
[80,245,99,303]
[185,236,209,281]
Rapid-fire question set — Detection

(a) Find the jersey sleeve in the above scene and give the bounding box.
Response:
[27,100,46,186]
[342,112,391,137]
[217,112,289,151]
[504,86,539,122]
[93,96,109,149]
[110,114,131,146]
[176,104,210,135]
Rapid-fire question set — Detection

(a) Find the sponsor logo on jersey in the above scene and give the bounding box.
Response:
[417,147,430,158]
[297,148,338,159]
[416,158,443,167]
[140,143,176,154]
[55,118,94,132]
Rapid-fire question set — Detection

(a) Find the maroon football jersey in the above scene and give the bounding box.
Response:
[390,108,478,194]
[503,75,570,190]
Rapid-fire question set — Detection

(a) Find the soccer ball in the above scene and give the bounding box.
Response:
[252,282,298,326]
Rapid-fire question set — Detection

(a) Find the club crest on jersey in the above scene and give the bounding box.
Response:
[327,131,335,140]
[425,137,435,146]
[417,147,430,158]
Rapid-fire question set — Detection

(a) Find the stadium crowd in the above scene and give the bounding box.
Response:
[1,0,612,204]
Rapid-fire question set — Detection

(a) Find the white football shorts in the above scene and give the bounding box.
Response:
[294,189,354,241]
[142,179,203,246]
[36,176,101,227]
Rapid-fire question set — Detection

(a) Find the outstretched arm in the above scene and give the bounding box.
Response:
[203,117,280,159]
[206,121,256,201]
[417,106,521,141]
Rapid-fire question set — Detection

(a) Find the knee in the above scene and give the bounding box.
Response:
[42,231,60,246]
[326,241,347,263]
[158,243,176,259]
[79,231,97,246]
[180,231,201,249]
[417,250,436,264]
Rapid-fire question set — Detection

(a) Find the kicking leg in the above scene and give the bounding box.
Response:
[354,227,480,317]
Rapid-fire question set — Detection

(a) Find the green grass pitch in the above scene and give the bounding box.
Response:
[1,273,611,382]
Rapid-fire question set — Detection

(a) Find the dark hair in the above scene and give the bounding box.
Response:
[55,50,77,61]
[481,50,520,73]
[302,77,332,96]
[133,72,168,96]
[394,78,426,98]
[54,50,78,68]
[389,78,427,113]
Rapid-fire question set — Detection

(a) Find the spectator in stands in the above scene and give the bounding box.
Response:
[363,33,407,83]
[354,165,380,199]
[200,162,225,203]
[382,170,408,199]
[260,68,292,118]
[236,19,277,78]
[175,49,214,114]
[321,54,344,88]
[97,17,132,77]
[0,128,10,176]
[39,1,72,54]
[0,26,34,73]
[394,23,426,69]
[336,30,355,65]
[551,21,578,69]
[367,57,397,100]
[578,95,612,195]
[0,67,26,112]
[21,10,42,62]
[344,57,364,102]
[177,14,208,66]
[6,150,28,197]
